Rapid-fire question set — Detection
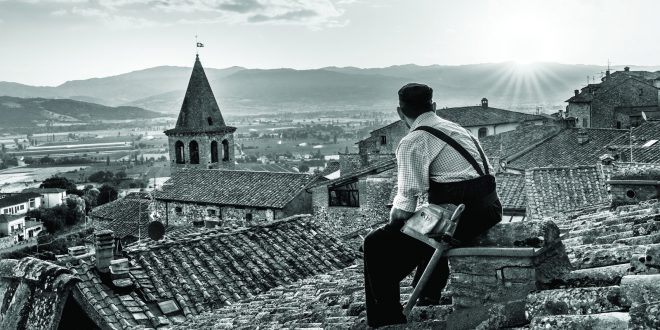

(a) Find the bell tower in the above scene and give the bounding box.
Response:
[164,55,236,173]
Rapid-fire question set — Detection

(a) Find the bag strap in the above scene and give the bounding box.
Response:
[413,126,489,176]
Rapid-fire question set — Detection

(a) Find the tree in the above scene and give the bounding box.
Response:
[298,163,310,173]
[64,195,85,226]
[97,184,118,206]
[88,171,114,183]
[106,156,110,166]
[40,176,77,191]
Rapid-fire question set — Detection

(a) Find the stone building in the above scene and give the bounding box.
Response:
[436,98,547,138]
[309,159,396,237]
[153,169,316,226]
[566,67,660,129]
[605,120,660,163]
[164,55,237,173]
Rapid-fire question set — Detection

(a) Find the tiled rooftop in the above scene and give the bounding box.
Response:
[606,121,660,163]
[90,196,153,241]
[0,192,41,208]
[506,128,627,170]
[436,106,546,127]
[63,215,358,329]
[175,200,660,330]
[525,166,609,219]
[480,124,561,160]
[0,257,79,330]
[495,173,526,210]
[154,169,316,208]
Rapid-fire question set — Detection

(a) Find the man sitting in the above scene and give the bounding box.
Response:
[363,83,502,328]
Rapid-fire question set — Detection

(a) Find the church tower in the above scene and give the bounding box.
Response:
[165,55,236,173]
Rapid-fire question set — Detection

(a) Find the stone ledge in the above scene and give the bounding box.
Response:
[529,312,630,330]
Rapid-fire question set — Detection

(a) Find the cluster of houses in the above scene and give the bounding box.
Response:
[0,188,67,247]
[3,60,660,329]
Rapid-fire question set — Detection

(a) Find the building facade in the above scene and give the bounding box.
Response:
[22,188,66,208]
[0,192,42,216]
[566,68,660,129]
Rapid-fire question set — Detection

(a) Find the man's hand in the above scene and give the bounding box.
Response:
[389,207,414,230]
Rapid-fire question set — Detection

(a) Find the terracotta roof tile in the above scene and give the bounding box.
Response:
[436,106,546,127]
[154,169,315,208]
[0,257,79,330]
[480,125,562,160]
[495,173,526,210]
[507,128,627,170]
[606,121,660,163]
[525,166,609,219]
[90,197,152,240]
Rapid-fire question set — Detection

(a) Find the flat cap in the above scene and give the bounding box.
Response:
[398,83,433,109]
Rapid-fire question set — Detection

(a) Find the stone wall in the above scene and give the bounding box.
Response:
[610,182,659,207]
[338,153,364,174]
[358,121,408,155]
[167,131,236,173]
[566,103,591,128]
[155,200,285,227]
[591,78,658,128]
[311,171,395,237]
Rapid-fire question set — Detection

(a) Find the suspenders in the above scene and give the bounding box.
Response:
[413,126,490,176]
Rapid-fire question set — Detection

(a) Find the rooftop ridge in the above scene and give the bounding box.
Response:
[527,164,600,171]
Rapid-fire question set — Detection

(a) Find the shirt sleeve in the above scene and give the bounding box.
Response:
[392,133,431,212]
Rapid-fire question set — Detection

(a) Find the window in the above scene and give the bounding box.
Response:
[29,199,35,208]
[174,206,183,214]
[328,180,360,207]
[380,135,387,145]
[20,205,24,210]
[175,141,185,164]
[211,141,219,163]
[582,117,589,128]
[478,127,488,139]
[245,213,253,221]
[189,140,200,164]
[222,139,230,161]
[616,121,622,129]
[207,116,213,126]
[207,209,217,216]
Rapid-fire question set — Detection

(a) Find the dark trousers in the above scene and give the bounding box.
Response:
[363,176,502,327]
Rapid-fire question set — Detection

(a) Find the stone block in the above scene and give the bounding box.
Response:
[466,220,561,248]
[620,274,660,305]
[525,286,627,320]
[556,264,629,288]
[628,301,660,330]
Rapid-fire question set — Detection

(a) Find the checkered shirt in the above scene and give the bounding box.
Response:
[392,111,493,212]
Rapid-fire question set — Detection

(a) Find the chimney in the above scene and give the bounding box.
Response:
[606,70,610,79]
[624,66,630,72]
[574,89,579,96]
[109,258,134,290]
[110,258,129,279]
[577,130,589,144]
[481,98,488,109]
[68,246,88,258]
[95,230,114,273]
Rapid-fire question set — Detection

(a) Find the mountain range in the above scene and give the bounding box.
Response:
[2,62,659,114]
[0,96,162,127]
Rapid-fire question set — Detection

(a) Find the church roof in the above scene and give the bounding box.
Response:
[165,55,236,135]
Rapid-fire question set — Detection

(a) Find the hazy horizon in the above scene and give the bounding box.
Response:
[3,0,660,86]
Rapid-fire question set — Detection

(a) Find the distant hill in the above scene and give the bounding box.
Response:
[2,63,659,114]
[0,96,163,127]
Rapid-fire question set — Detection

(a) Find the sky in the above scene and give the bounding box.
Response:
[1,0,659,86]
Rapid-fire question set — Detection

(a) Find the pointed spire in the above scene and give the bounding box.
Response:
[170,55,234,133]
